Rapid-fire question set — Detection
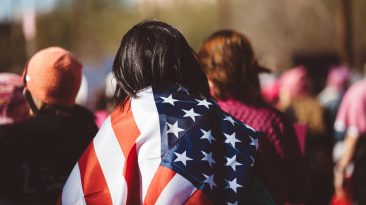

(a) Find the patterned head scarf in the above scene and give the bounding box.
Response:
[0,73,28,124]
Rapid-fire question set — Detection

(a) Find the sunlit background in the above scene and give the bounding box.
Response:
[1,0,365,109]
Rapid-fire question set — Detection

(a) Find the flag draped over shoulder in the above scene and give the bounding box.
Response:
[60,84,259,205]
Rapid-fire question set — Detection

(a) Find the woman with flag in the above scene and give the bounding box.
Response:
[60,20,274,205]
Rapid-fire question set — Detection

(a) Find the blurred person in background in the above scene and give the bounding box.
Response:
[279,66,333,205]
[104,72,117,113]
[94,72,116,127]
[333,69,366,205]
[0,73,29,125]
[60,20,274,205]
[259,72,281,107]
[0,47,98,205]
[75,74,89,107]
[318,65,351,139]
[198,29,305,205]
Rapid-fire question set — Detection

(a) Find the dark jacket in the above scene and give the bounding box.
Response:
[0,105,98,205]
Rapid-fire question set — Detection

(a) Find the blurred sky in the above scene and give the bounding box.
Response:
[0,0,56,21]
[0,0,138,22]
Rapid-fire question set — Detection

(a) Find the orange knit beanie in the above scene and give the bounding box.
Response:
[24,47,82,106]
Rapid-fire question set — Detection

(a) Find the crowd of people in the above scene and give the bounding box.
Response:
[0,20,365,205]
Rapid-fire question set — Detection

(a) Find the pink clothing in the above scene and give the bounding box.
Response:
[94,110,109,128]
[261,78,280,106]
[219,98,286,157]
[293,123,307,156]
[217,98,305,204]
[335,79,366,137]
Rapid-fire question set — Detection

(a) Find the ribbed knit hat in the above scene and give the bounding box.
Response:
[24,47,82,106]
[280,65,311,98]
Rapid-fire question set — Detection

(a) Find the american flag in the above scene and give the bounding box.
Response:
[60,84,258,205]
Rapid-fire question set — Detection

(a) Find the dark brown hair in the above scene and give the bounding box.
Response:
[198,30,262,104]
[112,20,210,106]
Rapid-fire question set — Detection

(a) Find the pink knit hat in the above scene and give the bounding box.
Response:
[280,65,311,98]
[327,65,350,91]
[24,47,82,106]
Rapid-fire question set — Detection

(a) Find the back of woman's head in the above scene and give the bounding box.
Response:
[113,20,209,106]
[198,30,262,104]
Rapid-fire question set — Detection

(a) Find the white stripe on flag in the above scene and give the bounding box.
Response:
[61,164,87,205]
[155,173,197,205]
[93,117,128,205]
[131,89,163,201]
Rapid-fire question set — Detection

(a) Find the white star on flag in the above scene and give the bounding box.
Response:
[224,132,241,149]
[161,94,178,106]
[227,201,238,205]
[166,121,184,138]
[202,151,216,167]
[203,174,216,190]
[182,108,201,122]
[196,98,212,108]
[200,129,216,144]
[174,151,192,166]
[249,136,259,150]
[224,116,236,126]
[225,155,242,171]
[225,178,243,193]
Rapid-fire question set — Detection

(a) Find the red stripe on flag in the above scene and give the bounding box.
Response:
[123,144,142,205]
[112,99,142,204]
[144,166,177,205]
[111,99,141,157]
[184,189,213,205]
[78,143,113,205]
